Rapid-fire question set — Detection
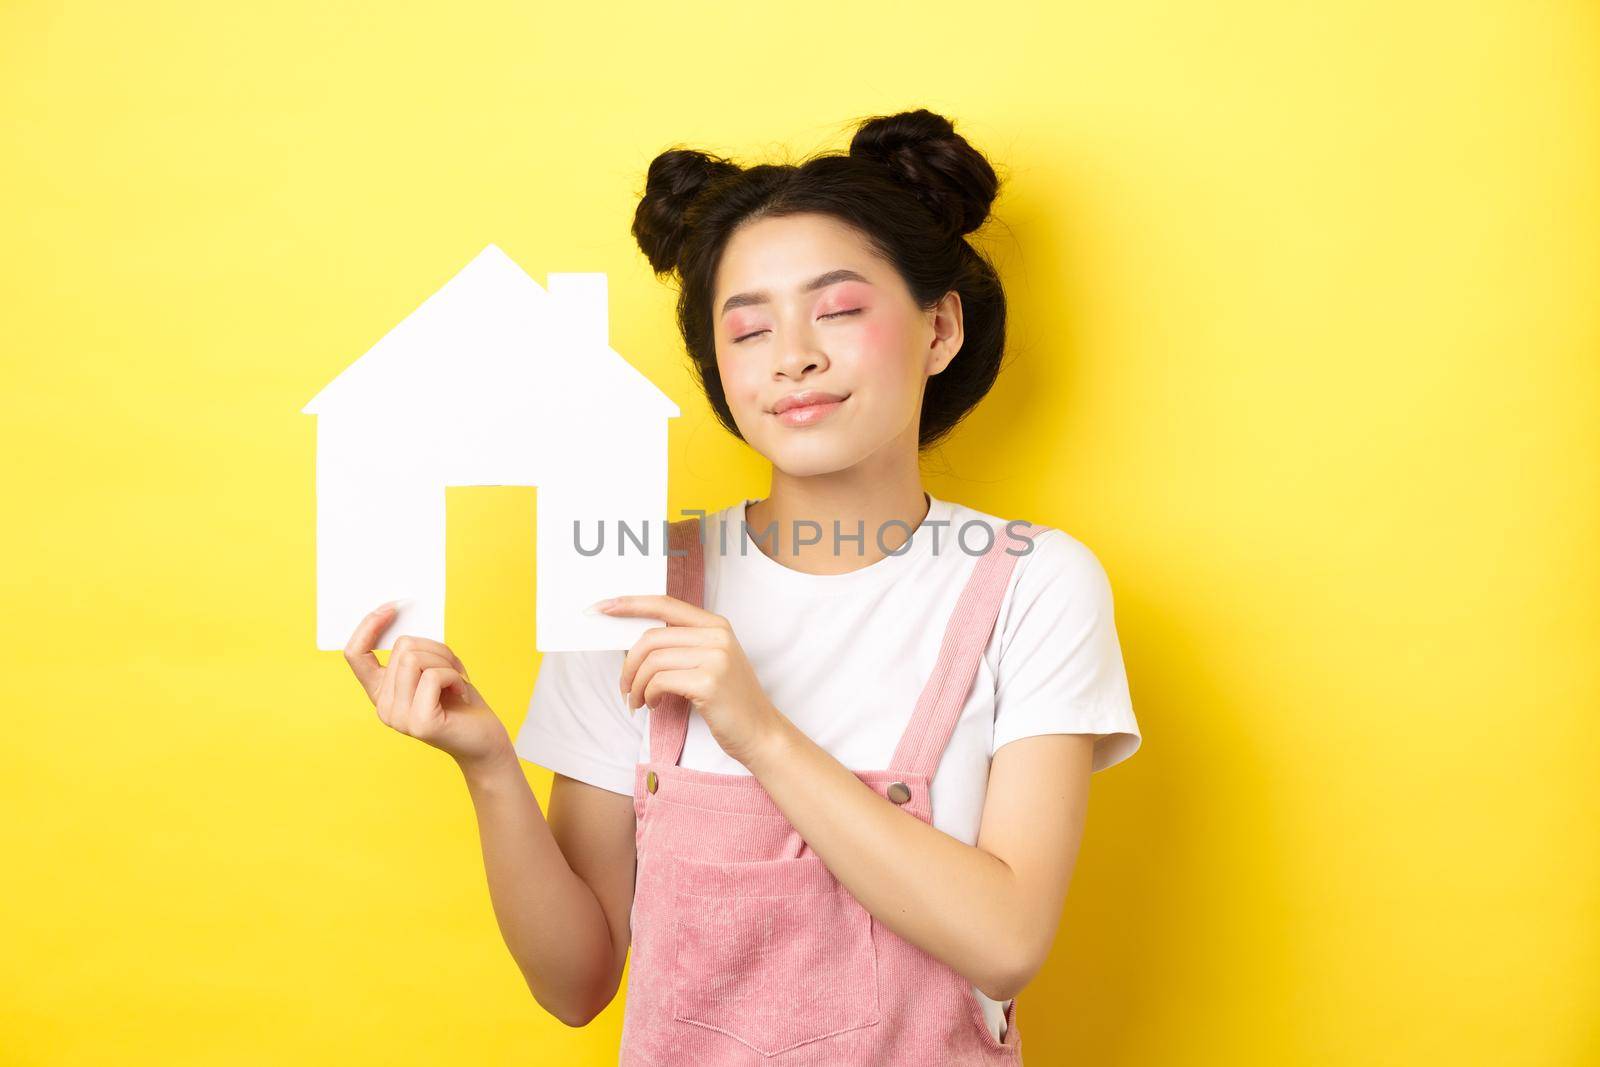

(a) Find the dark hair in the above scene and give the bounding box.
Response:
[631,108,1008,452]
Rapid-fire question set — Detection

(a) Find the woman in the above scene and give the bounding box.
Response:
[342,108,1141,1064]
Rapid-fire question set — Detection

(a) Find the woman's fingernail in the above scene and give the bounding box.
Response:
[585,598,617,614]
[378,598,412,614]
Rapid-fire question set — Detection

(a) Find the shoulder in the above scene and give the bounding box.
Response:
[1000,527,1117,652]
[1012,526,1114,600]
[933,502,1122,664]
[941,499,1115,600]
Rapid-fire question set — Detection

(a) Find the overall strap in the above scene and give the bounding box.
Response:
[646,516,703,767]
[888,521,1053,780]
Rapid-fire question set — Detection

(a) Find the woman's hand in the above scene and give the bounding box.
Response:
[597,595,784,768]
[343,602,512,771]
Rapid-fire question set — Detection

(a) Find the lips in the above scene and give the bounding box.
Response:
[770,390,848,414]
[770,393,847,427]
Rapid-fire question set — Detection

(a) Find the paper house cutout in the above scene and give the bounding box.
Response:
[303,243,680,653]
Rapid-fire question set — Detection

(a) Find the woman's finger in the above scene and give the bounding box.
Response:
[411,666,467,740]
[641,666,707,716]
[626,645,705,713]
[390,634,469,679]
[375,639,399,725]
[376,648,452,729]
[619,625,724,701]
[386,646,447,733]
[597,594,726,629]
[343,602,401,701]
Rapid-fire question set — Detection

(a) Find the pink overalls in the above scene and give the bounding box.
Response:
[619,515,1052,1065]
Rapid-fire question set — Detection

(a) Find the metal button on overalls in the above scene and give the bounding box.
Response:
[887,781,912,804]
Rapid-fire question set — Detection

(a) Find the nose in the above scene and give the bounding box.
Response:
[773,322,828,379]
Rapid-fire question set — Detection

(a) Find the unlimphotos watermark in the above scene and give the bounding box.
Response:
[569,511,1038,559]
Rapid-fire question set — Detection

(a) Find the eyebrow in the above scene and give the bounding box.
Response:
[718,268,872,317]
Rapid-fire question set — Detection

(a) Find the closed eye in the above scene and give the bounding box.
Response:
[732,308,862,345]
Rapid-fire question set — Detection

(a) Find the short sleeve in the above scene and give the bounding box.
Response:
[990,529,1142,773]
[514,648,641,795]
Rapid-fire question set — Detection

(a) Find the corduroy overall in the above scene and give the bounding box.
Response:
[619,515,1050,1065]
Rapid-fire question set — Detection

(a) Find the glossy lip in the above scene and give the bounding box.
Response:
[772,396,846,427]
[770,389,848,415]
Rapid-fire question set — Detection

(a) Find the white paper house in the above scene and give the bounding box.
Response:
[302,243,680,653]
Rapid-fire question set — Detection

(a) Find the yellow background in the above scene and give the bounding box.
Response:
[3,1,1596,1064]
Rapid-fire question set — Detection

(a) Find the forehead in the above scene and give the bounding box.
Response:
[713,213,882,297]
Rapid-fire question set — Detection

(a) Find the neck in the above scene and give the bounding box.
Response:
[745,464,931,577]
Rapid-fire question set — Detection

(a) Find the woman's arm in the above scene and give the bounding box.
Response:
[459,752,637,1026]
[341,608,637,1027]
[600,592,1098,1001]
[743,725,1095,1002]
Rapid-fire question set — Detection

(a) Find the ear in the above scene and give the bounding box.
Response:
[925,290,965,376]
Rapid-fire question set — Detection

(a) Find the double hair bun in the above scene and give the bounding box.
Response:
[846,107,999,238]
[632,107,999,275]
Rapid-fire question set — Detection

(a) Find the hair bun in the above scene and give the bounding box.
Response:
[632,148,742,274]
[848,108,1000,237]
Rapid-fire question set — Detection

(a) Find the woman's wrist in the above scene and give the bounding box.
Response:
[741,706,801,777]
[454,742,523,789]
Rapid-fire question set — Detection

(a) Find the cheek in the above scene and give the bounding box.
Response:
[858,319,887,350]
[718,354,766,408]
[853,317,917,382]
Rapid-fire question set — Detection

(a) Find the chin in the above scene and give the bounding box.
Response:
[759,437,866,478]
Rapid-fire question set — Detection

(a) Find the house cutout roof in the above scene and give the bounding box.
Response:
[302,243,679,421]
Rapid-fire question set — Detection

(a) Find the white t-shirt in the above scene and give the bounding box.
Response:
[514,493,1142,1043]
